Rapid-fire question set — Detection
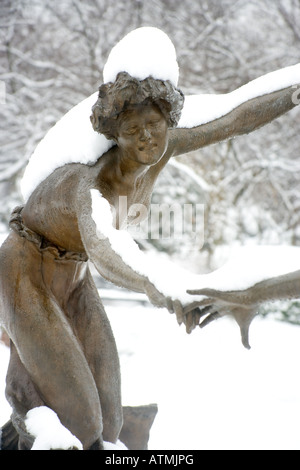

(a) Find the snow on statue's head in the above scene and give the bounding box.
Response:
[103,27,179,86]
[90,27,184,141]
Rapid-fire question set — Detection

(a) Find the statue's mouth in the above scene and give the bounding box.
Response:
[138,143,157,152]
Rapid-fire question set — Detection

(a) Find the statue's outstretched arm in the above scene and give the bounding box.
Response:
[168,68,300,157]
[187,269,300,349]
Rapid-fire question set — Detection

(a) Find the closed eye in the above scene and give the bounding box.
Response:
[148,121,160,129]
[124,127,138,135]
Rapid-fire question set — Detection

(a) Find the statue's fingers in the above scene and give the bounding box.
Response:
[193,309,203,326]
[199,312,220,328]
[185,312,195,334]
[173,299,184,325]
[184,298,215,313]
[185,310,202,333]
[166,297,174,313]
[198,305,214,317]
[183,301,202,314]
[187,288,221,298]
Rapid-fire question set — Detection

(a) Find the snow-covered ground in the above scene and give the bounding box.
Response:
[2,302,300,450]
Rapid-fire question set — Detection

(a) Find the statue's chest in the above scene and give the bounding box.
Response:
[112,179,155,229]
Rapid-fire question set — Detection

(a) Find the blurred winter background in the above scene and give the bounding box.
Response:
[1,0,300,450]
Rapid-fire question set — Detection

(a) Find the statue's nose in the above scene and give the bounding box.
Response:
[140,128,151,141]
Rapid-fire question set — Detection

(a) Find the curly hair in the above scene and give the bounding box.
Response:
[90,72,184,141]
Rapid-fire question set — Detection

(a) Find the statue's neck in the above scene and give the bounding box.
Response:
[95,146,149,199]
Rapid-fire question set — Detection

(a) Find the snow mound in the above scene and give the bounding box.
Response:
[24,405,127,450]
[25,406,83,450]
[104,440,128,450]
[103,27,179,87]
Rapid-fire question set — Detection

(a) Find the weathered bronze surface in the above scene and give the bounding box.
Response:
[0,64,299,449]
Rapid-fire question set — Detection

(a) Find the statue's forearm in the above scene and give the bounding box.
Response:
[77,190,172,310]
[88,236,148,293]
[169,85,299,157]
[81,229,174,310]
[78,207,148,293]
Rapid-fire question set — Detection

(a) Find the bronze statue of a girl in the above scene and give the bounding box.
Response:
[0,27,299,450]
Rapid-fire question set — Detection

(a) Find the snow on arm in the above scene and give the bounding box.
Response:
[186,246,300,349]
[188,245,300,293]
[90,191,300,301]
[178,63,300,128]
[90,190,198,303]
[21,64,300,201]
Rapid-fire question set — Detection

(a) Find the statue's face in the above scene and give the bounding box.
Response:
[116,103,169,165]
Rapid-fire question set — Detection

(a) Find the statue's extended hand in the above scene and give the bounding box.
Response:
[144,282,237,336]
[171,301,207,334]
[185,288,258,349]
[144,281,199,333]
[144,281,184,315]
[174,300,222,335]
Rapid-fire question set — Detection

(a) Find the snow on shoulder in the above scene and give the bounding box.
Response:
[20,27,179,201]
[20,93,115,201]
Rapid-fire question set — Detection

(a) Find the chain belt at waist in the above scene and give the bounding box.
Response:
[9,206,88,262]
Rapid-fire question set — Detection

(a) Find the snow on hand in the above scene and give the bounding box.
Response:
[21,27,300,200]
